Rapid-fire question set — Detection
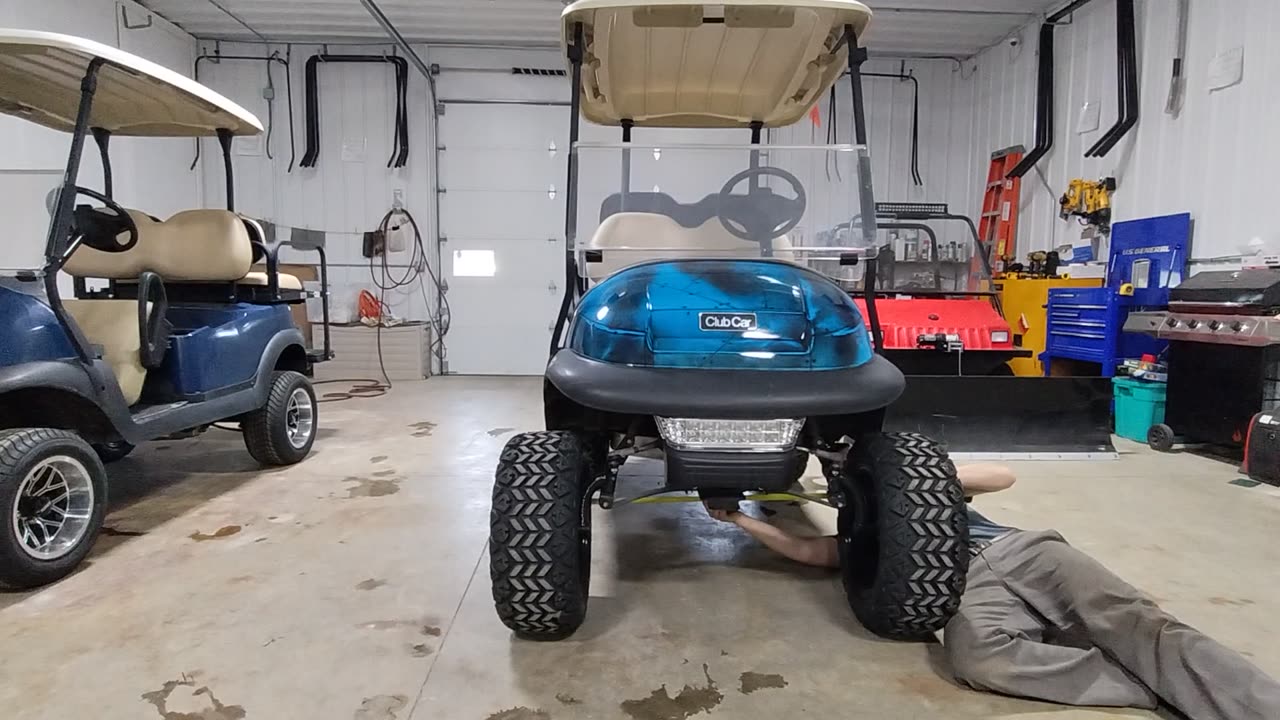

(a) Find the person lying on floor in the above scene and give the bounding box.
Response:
[705,464,1280,720]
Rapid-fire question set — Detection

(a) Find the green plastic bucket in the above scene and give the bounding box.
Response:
[1112,376,1167,442]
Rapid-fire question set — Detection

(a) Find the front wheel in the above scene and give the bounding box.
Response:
[837,432,968,640]
[0,429,108,589]
[243,371,318,466]
[490,431,595,640]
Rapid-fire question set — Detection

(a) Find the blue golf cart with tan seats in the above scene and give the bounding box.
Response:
[0,30,331,588]
[490,0,968,642]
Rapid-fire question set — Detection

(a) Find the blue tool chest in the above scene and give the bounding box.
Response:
[1042,213,1191,377]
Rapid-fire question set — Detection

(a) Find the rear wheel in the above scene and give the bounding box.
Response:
[837,432,968,640]
[243,371,317,466]
[0,429,107,589]
[490,431,596,640]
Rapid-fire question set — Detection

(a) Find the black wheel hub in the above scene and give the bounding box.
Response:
[837,464,880,589]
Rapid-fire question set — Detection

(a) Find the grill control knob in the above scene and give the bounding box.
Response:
[1166,317,1179,327]
[1187,319,1201,329]
[1232,321,1245,332]
[1209,320,1222,331]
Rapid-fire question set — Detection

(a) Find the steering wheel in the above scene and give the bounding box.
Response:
[70,186,139,253]
[716,166,807,245]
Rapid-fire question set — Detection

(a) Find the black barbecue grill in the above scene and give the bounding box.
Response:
[1126,269,1280,447]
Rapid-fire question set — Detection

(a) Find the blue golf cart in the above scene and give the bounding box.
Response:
[0,30,331,588]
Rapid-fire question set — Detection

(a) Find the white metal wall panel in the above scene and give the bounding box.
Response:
[195,40,436,326]
[963,0,1280,262]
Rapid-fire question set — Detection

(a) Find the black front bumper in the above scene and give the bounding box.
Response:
[665,448,800,492]
[546,350,905,419]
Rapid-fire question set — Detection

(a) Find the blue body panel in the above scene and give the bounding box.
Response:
[0,285,77,367]
[158,304,296,399]
[571,259,873,370]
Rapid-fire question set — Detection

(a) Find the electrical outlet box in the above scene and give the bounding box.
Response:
[262,86,275,101]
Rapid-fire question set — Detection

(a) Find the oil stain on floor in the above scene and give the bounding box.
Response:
[738,672,787,694]
[409,421,437,438]
[621,664,723,720]
[355,578,387,591]
[487,427,515,437]
[188,525,242,542]
[353,694,408,720]
[141,674,245,720]
[343,477,401,498]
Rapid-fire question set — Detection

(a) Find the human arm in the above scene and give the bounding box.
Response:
[957,463,1016,497]
[706,507,840,569]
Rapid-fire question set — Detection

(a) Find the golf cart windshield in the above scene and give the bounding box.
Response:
[575,142,877,289]
[869,208,993,294]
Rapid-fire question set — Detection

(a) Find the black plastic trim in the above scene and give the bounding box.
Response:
[666,448,799,492]
[0,361,98,400]
[546,350,905,419]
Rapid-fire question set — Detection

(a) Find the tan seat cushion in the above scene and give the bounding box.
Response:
[587,212,794,280]
[65,209,253,282]
[63,299,148,406]
[242,271,303,291]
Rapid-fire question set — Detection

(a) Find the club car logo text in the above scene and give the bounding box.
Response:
[699,312,758,332]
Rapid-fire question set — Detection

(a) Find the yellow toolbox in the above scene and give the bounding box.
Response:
[996,276,1103,377]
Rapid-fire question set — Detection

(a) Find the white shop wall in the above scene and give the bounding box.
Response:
[194,40,435,325]
[771,59,980,249]
[0,0,198,276]
[963,0,1280,263]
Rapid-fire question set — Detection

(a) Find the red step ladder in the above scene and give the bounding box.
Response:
[978,146,1025,274]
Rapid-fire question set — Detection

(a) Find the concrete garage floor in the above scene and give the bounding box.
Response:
[2,378,1278,720]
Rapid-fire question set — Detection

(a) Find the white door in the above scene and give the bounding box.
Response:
[439,104,569,375]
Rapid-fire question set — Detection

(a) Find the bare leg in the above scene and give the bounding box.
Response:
[985,530,1280,720]
[945,551,1159,708]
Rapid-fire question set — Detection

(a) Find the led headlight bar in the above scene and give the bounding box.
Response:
[655,417,804,451]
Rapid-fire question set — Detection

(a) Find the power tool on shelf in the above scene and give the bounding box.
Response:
[1060,177,1116,231]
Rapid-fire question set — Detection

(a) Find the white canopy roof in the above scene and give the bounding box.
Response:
[0,29,261,137]
[561,0,872,129]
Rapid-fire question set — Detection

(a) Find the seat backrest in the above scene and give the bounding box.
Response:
[586,212,794,280]
[65,209,253,282]
[62,299,148,405]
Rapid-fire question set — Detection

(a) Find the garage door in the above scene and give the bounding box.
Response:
[439,103,569,375]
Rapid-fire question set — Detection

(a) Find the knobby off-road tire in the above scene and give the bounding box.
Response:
[0,429,108,589]
[837,432,968,640]
[243,371,317,466]
[490,431,595,641]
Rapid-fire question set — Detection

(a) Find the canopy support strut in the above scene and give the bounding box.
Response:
[550,21,585,359]
[92,128,112,199]
[217,128,235,211]
[844,25,883,353]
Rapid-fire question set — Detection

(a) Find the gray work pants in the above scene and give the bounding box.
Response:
[943,530,1280,720]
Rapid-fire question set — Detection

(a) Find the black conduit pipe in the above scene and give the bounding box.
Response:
[191,53,293,171]
[1007,23,1055,179]
[1087,0,1139,157]
[301,54,409,169]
